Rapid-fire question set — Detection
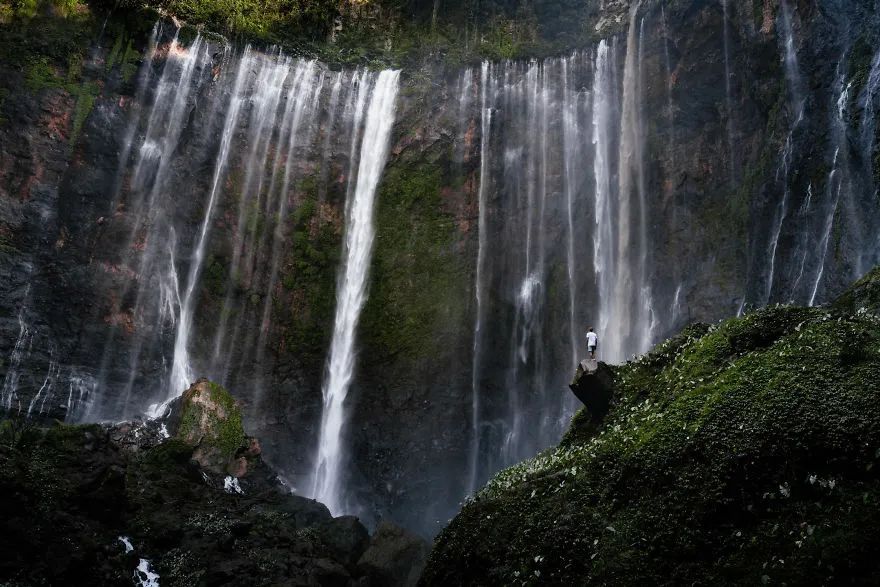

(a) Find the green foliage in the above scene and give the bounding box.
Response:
[149,0,338,43]
[479,20,522,61]
[24,56,60,92]
[0,0,95,61]
[281,182,341,368]
[10,21,101,151]
[120,39,140,82]
[424,278,880,584]
[359,152,469,363]
[68,79,100,150]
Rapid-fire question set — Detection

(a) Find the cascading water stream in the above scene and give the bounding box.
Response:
[467,61,492,495]
[111,32,212,415]
[609,0,653,361]
[661,4,676,170]
[592,40,616,358]
[162,48,255,409]
[562,58,581,373]
[809,75,853,306]
[857,47,880,271]
[758,0,805,308]
[1,303,33,412]
[721,0,736,183]
[466,42,659,486]
[310,70,400,515]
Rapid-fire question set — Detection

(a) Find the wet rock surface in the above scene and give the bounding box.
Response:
[0,381,424,586]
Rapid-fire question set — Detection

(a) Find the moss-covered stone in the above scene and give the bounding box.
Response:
[176,379,246,474]
[422,274,880,585]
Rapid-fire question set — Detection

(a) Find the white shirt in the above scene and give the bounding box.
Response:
[586,332,598,347]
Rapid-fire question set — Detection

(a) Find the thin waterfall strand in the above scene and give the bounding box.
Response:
[311,70,400,515]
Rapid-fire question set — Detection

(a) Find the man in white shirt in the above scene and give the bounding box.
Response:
[586,327,598,359]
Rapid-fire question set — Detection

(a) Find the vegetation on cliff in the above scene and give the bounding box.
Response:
[1,0,610,69]
[422,268,880,585]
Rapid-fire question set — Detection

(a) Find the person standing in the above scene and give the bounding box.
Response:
[586,327,598,359]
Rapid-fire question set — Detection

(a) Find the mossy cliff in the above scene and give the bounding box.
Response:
[421,269,880,585]
[2,0,615,69]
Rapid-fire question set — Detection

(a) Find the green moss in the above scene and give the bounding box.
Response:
[832,266,880,315]
[68,80,100,150]
[25,56,62,92]
[424,277,880,585]
[281,179,341,368]
[203,256,228,297]
[141,437,195,467]
[104,32,123,72]
[359,150,469,363]
[16,34,99,150]
[176,380,244,461]
[120,39,140,82]
[0,1,96,65]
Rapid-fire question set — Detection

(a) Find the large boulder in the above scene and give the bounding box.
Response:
[317,515,371,569]
[568,359,615,418]
[171,378,247,475]
[358,521,429,586]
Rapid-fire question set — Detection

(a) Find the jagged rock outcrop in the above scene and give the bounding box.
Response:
[0,380,423,585]
[568,359,615,418]
[421,274,880,585]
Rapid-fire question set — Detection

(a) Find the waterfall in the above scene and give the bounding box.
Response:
[455,68,475,165]
[562,58,581,373]
[780,0,804,114]
[611,1,653,361]
[721,0,736,183]
[748,0,804,309]
[661,4,676,170]
[1,304,33,412]
[858,48,880,272]
[809,73,853,306]
[163,49,256,409]
[468,61,491,495]
[311,70,400,515]
[103,30,213,416]
[466,45,652,484]
[54,28,404,429]
[592,40,616,358]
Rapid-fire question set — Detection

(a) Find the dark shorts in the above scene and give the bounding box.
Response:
[588,345,596,352]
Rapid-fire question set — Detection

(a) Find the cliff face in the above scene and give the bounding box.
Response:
[421,270,880,584]
[2,0,880,538]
